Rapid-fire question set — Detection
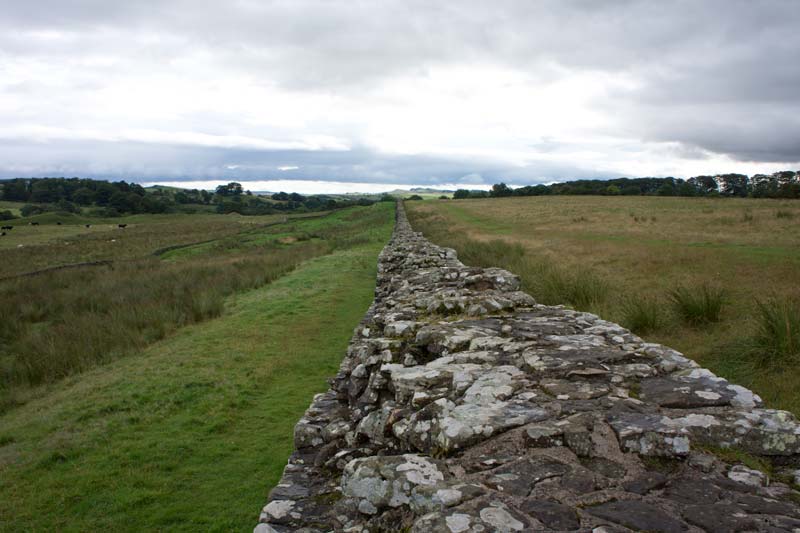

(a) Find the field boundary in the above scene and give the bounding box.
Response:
[255,200,800,532]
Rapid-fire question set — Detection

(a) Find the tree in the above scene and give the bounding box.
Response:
[1,179,30,201]
[215,182,243,197]
[490,183,513,197]
[453,189,471,199]
[677,181,697,196]
[657,182,676,196]
[717,174,749,197]
[688,175,718,196]
[605,185,621,195]
[72,187,96,205]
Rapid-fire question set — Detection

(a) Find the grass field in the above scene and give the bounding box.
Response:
[1,205,391,408]
[406,196,800,414]
[0,202,394,531]
[0,207,328,277]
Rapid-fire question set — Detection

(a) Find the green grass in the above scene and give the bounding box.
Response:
[0,200,23,217]
[0,204,394,531]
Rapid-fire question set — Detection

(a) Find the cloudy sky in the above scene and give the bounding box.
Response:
[1,0,799,192]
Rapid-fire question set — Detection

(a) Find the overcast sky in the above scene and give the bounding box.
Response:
[1,0,799,192]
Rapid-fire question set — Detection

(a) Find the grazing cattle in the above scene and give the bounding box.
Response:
[85,224,91,228]
[30,222,39,226]
[118,223,128,229]
[56,222,62,225]
[0,225,11,230]
[1,232,5,236]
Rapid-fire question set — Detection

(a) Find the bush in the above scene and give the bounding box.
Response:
[622,296,662,334]
[0,210,15,220]
[668,283,725,325]
[20,204,48,217]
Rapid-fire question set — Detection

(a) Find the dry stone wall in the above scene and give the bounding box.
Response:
[256,201,800,533]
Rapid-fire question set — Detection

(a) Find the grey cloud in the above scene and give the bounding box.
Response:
[1,0,799,178]
[0,138,613,185]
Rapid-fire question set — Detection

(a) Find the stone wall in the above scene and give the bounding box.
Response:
[255,201,800,532]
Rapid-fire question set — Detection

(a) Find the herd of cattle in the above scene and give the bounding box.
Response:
[1,222,129,237]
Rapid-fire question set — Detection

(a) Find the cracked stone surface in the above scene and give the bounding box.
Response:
[255,201,800,532]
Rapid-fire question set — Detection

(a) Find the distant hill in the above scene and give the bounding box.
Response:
[386,187,454,195]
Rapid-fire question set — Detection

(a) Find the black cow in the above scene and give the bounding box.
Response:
[85,224,92,228]
[30,222,40,226]
[1,232,5,236]
[118,224,127,229]
[56,222,62,225]
[0,225,11,230]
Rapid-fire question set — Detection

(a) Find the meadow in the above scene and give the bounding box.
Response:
[0,202,394,531]
[406,196,800,414]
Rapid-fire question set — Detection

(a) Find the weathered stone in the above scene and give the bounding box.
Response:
[663,478,722,505]
[341,454,449,514]
[483,457,569,496]
[520,499,581,530]
[587,500,688,533]
[622,471,668,494]
[639,376,736,408]
[682,504,757,531]
[728,464,768,487]
[525,424,564,448]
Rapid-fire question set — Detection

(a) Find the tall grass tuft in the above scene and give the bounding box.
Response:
[668,283,725,325]
[621,296,662,334]
[776,210,794,220]
[539,266,608,309]
[751,297,800,366]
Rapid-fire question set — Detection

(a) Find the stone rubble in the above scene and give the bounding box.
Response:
[256,201,800,533]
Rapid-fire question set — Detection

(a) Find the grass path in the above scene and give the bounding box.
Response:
[0,241,387,531]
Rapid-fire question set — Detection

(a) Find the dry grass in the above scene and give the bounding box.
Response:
[407,196,800,414]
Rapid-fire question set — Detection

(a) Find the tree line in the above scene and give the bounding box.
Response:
[453,171,800,199]
[0,178,376,217]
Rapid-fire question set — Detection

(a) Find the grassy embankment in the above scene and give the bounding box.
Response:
[406,196,800,414]
[0,201,394,531]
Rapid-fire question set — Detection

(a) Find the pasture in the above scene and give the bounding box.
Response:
[406,196,800,414]
[0,202,394,531]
